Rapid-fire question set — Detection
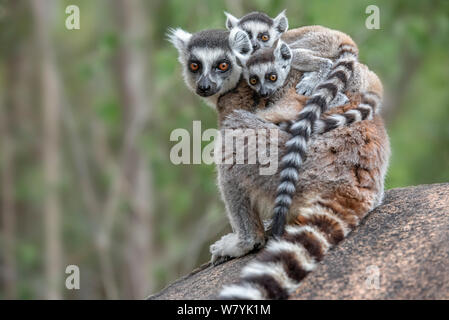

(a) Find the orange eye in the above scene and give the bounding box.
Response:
[190,62,199,72]
[218,62,229,71]
[269,74,277,82]
[250,77,258,85]
[261,34,269,41]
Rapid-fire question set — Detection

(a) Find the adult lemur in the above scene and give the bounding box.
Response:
[225,10,384,237]
[169,22,389,299]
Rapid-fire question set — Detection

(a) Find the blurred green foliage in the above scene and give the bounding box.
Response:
[0,0,448,299]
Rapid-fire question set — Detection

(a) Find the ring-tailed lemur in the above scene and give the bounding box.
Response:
[238,39,382,131]
[225,10,288,52]
[167,28,248,108]
[214,78,390,300]
[225,11,354,97]
[168,26,383,247]
[225,11,383,237]
[169,27,390,300]
[168,27,381,134]
[226,10,383,127]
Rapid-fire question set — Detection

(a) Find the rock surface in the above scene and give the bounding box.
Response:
[149,183,449,300]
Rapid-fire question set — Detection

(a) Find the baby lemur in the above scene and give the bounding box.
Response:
[226,11,384,237]
[168,27,381,135]
[169,24,389,299]
[236,37,382,133]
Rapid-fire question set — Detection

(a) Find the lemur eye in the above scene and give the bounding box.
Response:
[269,74,277,82]
[249,76,258,85]
[189,62,199,72]
[218,62,229,72]
[261,34,269,42]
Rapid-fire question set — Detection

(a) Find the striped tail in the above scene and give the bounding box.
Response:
[313,90,381,134]
[218,202,352,300]
[279,90,382,134]
[271,44,358,238]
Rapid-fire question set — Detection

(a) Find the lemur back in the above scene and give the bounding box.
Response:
[225,11,385,237]
[240,40,383,130]
[169,24,390,300]
[215,84,390,299]
[225,11,362,97]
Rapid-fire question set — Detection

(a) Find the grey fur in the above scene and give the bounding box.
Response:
[225,10,288,52]
[167,28,243,107]
[211,108,390,263]
[243,40,292,98]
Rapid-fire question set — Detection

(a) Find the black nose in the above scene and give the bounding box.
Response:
[260,91,268,98]
[252,43,260,51]
[198,84,211,93]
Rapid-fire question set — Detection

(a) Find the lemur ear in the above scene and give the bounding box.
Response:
[229,28,251,65]
[275,41,292,61]
[224,12,240,30]
[167,27,192,57]
[273,9,289,34]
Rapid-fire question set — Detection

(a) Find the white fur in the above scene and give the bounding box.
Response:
[229,28,252,64]
[275,194,292,206]
[241,261,301,292]
[279,167,299,181]
[167,27,192,58]
[182,47,242,107]
[299,204,351,236]
[277,181,296,194]
[224,11,240,30]
[220,283,264,300]
[328,114,346,126]
[210,233,253,261]
[358,104,374,119]
[273,10,289,33]
[289,120,311,134]
[281,151,303,167]
[284,225,331,252]
[346,109,362,122]
[265,240,316,272]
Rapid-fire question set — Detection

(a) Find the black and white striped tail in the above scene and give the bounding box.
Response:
[271,44,358,238]
[313,90,381,133]
[279,90,381,134]
[218,208,351,300]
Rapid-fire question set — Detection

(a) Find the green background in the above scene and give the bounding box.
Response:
[0,0,448,299]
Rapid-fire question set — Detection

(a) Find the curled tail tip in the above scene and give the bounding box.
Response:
[272,223,285,238]
[272,206,288,237]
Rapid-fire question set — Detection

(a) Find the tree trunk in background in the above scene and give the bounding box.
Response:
[113,0,155,299]
[0,68,17,300]
[31,0,63,300]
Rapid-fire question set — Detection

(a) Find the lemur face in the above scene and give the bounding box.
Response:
[168,29,248,104]
[225,11,288,53]
[243,41,292,98]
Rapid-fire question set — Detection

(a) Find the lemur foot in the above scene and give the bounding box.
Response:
[296,71,320,96]
[210,233,265,264]
[329,92,349,107]
[212,255,232,266]
[296,59,334,96]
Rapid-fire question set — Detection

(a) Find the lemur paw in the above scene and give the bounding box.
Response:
[297,59,334,96]
[296,71,324,96]
[210,233,265,264]
[329,92,349,107]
